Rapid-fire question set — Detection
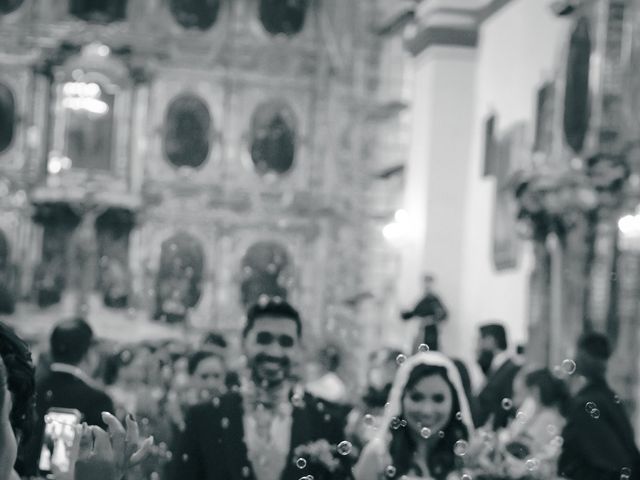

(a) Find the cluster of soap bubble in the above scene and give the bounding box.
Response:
[585,401,600,419]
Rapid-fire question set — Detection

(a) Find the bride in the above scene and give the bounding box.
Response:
[353,352,474,480]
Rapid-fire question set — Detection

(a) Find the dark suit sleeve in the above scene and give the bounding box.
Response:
[85,392,115,427]
[170,406,206,480]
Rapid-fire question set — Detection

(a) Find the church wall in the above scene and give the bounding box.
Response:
[456,1,571,362]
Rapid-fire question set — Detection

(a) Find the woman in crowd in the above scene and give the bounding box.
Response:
[0,321,152,480]
[505,367,568,444]
[345,348,403,455]
[496,367,568,478]
[353,351,474,480]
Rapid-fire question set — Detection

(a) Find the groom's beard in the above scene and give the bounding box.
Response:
[250,353,292,388]
[477,349,494,376]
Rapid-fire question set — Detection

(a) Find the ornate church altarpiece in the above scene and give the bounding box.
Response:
[0,0,383,362]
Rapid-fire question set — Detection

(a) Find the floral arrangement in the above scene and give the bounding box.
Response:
[512,152,631,241]
[293,439,353,480]
[461,428,563,480]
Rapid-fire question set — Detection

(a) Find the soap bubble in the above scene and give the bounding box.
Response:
[337,441,352,456]
[364,414,374,425]
[418,344,430,352]
[585,401,597,412]
[396,354,407,365]
[455,411,463,421]
[501,398,513,410]
[390,416,402,430]
[454,440,468,456]
[561,359,576,375]
[420,427,431,439]
[296,458,307,469]
[590,408,601,419]
[385,465,397,477]
[526,458,539,471]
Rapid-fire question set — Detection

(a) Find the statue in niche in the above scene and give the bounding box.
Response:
[32,204,81,308]
[169,0,220,30]
[0,0,24,15]
[0,230,15,314]
[96,208,134,308]
[259,0,309,36]
[0,83,14,153]
[164,94,211,169]
[154,233,204,323]
[240,241,291,307]
[69,0,127,22]
[250,101,296,175]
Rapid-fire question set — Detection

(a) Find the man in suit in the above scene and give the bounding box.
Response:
[21,317,114,476]
[401,274,447,351]
[474,322,521,430]
[171,299,350,480]
[559,332,640,480]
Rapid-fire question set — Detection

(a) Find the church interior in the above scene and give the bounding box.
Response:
[1,0,640,476]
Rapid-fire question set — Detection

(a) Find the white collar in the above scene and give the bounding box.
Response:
[490,350,512,374]
[50,363,103,390]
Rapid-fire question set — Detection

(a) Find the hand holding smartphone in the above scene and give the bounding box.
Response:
[38,408,83,478]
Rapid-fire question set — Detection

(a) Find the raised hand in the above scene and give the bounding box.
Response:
[73,412,154,480]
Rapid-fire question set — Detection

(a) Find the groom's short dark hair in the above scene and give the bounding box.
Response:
[243,299,302,338]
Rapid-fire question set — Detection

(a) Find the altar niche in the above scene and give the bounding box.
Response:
[153,232,204,324]
[240,241,292,307]
[47,42,134,187]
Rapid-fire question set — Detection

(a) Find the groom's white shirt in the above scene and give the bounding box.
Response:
[241,379,295,480]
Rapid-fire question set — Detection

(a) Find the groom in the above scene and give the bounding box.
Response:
[171,299,350,480]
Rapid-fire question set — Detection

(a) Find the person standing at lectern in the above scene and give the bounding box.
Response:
[401,274,448,351]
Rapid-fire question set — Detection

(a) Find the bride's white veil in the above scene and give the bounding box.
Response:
[376,351,475,446]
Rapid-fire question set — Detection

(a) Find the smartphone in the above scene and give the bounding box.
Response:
[38,408,83,475]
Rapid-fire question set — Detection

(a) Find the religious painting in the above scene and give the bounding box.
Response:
[240,241,292,307]
[249,100,296,176]
[491,124,529,271]
[169,0,220,31]
[0,229,14,313]
[69,0,127,23]
[163,94,211,169]
[0,0,24,15]
[0,83,14,153]
[154,232,204,323]
[563,17,591,154]
[96,208,134,308]
[63,79,116,171]
[533,81,555,155]
[259,0,309,36]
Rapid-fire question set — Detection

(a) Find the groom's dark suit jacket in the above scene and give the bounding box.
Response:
[170,390,349,480]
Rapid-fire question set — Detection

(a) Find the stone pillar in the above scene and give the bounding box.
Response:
[396,3,478,355]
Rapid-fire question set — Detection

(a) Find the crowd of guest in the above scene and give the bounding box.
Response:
[0,297,639,480]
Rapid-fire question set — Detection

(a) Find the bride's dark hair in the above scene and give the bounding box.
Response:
[388,364,469,479]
